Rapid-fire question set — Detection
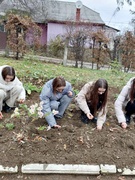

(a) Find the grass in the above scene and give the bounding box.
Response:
[0,56,135,92]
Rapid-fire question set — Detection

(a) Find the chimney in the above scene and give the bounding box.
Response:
[75,1,82,22]
[76,8,81,21]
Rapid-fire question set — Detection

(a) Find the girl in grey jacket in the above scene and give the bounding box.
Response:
[75,79,108,130]
[114,77,135,129]
[40,76,74,128]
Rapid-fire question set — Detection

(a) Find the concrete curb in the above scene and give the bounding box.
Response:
[0,163,135,175]
[21,164,100,174]
[0,165,18,173]
[122,167,135,175]
[100,164,116,174]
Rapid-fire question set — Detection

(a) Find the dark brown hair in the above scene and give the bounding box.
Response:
[129,78,135,103]
[2,66,15,81]
[52,76,66,94]
[85,79,108,116]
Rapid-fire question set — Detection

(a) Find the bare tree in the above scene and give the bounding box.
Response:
[65,22,91,68]
[117,0,132,6]
[0,0,57,23]
[70,31,87,68]
[9,0,57,22]
[112,36,120,61]
[5,13,42,59]
[91,30,109,69]
[118,31,135,72]
[64,21,111,69]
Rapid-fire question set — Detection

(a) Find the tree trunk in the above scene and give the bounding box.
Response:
[16,29,19,60]
[63,39,68,66]
[75,58,78,68]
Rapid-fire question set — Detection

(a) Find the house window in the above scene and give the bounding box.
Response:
[0,24,5,32]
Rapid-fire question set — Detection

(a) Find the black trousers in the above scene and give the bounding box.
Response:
[125,100,135,116]
[81,111,97,124]
[80,102,102,124]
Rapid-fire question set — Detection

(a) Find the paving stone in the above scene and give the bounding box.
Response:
[22,164,44,172]
[22,164,100,174]
[100,164,117,174]
[122,168,135,175]
[0,165,18,173]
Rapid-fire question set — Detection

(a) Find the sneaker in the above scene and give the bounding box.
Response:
[91,117,97,123]
[125,114,131,124]
[3,103,12,113]
[81,112,89,124]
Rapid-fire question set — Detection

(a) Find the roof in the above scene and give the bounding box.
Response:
[104,25,120,32]
[0,0,105,25]
[37,1,105,25]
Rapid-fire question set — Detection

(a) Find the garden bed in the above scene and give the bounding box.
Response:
[0,87,135,172]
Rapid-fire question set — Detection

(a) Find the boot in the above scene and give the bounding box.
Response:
[125,114,131,124]
[81,111,89,124]
[3,103,12,113]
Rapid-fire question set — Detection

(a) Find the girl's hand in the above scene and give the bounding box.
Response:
[86,113,94,120]
[68,91,73,97]
[121,122,127,129]
[0,112,3,119]
[53,124,61,129]
[18,99,25,103]
[97,125,102,131]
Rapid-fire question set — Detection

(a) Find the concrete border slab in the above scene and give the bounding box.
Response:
[22,164,100,174]
[100,164,117,174]
[122,168,135,175]
[0,165,18,173]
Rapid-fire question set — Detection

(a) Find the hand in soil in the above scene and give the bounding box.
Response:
[0,112,3,119]
[86,113,94,119]
[97,125,102,131]
[53,124,61,129]
[121,122,127,129]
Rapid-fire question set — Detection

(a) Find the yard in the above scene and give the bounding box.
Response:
[0,57,135,180]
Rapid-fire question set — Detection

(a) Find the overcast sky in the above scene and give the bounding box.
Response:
[60,0,135,32]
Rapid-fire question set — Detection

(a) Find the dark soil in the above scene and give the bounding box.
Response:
[0,87,135,180]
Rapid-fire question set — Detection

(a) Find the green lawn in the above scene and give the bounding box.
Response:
[0,56,134,92]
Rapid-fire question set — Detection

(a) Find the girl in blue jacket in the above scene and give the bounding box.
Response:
[40,76,74,128]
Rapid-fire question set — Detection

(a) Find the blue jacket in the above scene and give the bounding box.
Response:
[40,79,73,127]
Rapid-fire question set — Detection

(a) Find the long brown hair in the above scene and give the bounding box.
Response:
[52,76,66,94]
[85,79,108,116]
[2,66,15,81]
[129,78,135,103]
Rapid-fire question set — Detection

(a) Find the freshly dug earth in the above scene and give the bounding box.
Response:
[0,87,135,180]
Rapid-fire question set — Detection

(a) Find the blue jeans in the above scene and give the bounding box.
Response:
[51,95,73,119]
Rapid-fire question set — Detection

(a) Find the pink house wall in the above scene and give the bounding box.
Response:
[26,23,47,46]
[38,24,47,46]
[47,23,66,44]
[0,31,6,50]
[47,23,105,44]
[37,22,118,48]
